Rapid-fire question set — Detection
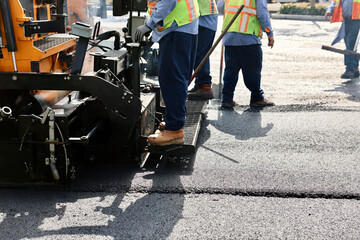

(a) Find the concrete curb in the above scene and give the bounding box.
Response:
[271,13,326,21]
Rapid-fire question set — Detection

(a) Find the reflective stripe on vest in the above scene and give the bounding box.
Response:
[147,1,157,15]
[147,0,199,31]
[199,0,218,16]
[223,0,261,37]
[331,0,360,23]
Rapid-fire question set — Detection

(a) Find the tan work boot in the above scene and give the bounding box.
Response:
[187,84,214,100]
[250,99,275,108]
[148,129,185,146]
[155,122,166,134]
[221,101,238,109]
[159,122,165,131]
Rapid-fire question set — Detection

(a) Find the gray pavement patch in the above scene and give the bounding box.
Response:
[0,190,359,239]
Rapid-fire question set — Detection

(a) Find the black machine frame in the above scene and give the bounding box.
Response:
[0,0,204,185]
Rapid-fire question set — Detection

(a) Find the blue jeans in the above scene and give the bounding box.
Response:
[222,45,264,104]
[158,31,197,131]
[344,19,360,72]
[193,26,216,86]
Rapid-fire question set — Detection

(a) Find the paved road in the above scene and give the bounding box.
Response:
[1,17,360,239]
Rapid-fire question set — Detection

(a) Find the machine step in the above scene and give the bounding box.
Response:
[148,100,207,156]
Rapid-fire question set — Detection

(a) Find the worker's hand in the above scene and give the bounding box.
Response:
[135,24,152,42]
[325,11,331,21]
[268,37,274,48]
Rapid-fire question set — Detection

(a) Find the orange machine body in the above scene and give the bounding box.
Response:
[0,0,77,73]
[0,0,96,106]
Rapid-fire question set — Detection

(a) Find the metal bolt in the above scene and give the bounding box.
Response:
[79,77,82,81]
[12,75,17,81]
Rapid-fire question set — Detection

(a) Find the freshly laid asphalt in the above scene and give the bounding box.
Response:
[1,10,360,239]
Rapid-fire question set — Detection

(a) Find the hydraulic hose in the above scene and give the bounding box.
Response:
[0,0,17,52]
[0,0,18,71]
[96,31,121,50]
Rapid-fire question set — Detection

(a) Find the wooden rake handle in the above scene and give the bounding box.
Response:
[189,5,245,86]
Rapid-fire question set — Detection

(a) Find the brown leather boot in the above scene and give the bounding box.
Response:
[148,129,185,146]
[250,99,275,108]
[187,84,214,100]
[159,122,165,131]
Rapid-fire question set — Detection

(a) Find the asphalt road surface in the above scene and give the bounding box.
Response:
[1,16,360,239]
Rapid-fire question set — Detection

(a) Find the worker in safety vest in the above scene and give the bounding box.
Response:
[217,0,274,108]
[135,0,199,146]
[325,0,360,79]
[188,0,218,100]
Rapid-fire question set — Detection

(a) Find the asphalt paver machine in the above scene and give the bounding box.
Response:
[0,0,206,185]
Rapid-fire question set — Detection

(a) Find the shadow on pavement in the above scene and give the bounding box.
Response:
[326,77,360,103]
[207,108,274,141]
[0,155,194,239]
[275,21,338,38]
[194,108,274,163]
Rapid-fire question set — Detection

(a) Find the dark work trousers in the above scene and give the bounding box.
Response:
[158,31,197,131]
[344,18,360,73]
[193,26,216,86]
[222,44,264,104]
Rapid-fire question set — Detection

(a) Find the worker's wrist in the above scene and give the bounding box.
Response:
[267,32,274,38]
[145,19,157,30]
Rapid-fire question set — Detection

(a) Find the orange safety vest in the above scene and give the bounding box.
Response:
[331,0,360,23]
[223,0,261,37]
[148,0,156,16]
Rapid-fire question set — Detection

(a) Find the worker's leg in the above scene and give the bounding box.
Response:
[158,31,197,131]
[344,19,360,73]
[188,26,216,100]
[222,46,241,104]
[193,26,216,86]
[238,44,264,104]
